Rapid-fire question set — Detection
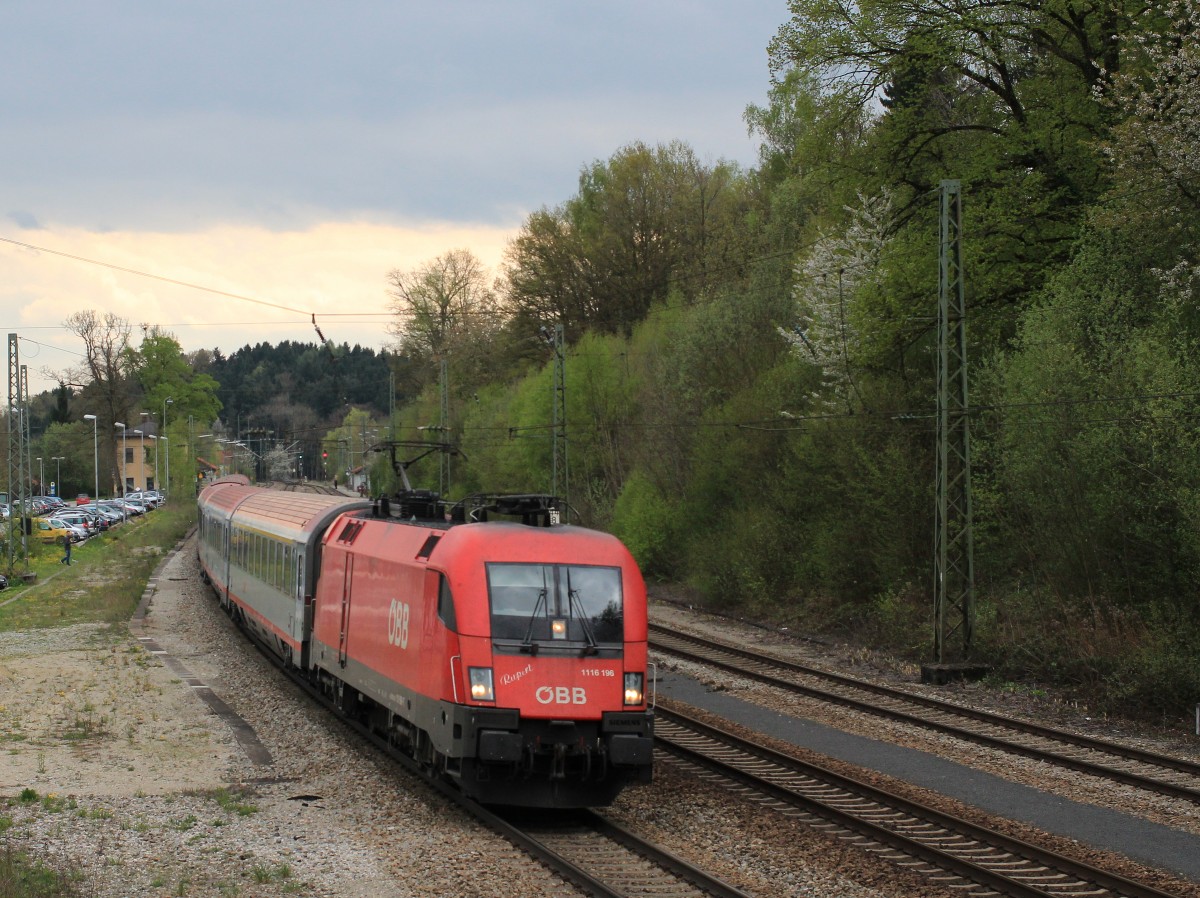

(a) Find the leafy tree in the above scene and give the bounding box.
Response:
[134,329,222,432]
[780,190,895,412]
[208,341,390,431]
[62,310,137,495]
[386,249,501,380]
[504,141,753,337]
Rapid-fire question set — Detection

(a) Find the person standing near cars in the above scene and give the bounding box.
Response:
[60,531,72,565]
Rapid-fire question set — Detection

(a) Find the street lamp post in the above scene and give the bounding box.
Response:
[133,430,144,490]
[149,435,158,492]
[139,411,151,489]
[51,457,64,498]
[83,415,98,507]
[115,422,127,521]
[163,397,173,500]
[35,457,43,496]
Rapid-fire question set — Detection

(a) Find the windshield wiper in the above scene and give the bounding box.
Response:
[567,578,599,656]
[520,586,547,655]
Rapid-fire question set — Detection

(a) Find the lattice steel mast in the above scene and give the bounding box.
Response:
[933,180,976,663]
[439,358,449,494]
[7,334,28,574]
[551,323,568,515]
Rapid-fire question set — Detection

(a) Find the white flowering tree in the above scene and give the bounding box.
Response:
[1108,1,1200,196]
[1106,0,1200,304]
[780,191,893,413]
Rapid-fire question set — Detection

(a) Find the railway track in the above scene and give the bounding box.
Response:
[325,692,753,896]
[227,594,751,897]
[482,805,752,898]
[649,624,1200,805]
[656,704,1185,898]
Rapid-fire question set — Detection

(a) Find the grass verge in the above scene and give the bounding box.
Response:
[0,501,196,633]
[0,844,82,898]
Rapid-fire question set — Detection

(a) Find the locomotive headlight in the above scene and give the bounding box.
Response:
[623,672,645,706]
[551,618,567,639]
[468,667,495,702]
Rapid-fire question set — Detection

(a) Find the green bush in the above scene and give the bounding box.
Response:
[611,471,677,577]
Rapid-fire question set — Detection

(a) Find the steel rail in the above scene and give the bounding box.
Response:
[650,624,1200,804]
[656,704,1186,898]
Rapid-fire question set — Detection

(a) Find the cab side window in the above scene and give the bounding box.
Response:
[437,575,457,631]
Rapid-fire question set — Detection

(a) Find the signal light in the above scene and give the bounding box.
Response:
[322,451,328,459]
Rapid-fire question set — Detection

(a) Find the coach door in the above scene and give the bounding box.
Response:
[221,521,233,608]
[337,553,354,667]
[290,548,305,644]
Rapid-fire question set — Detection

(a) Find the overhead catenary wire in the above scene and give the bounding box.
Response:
[0,233,390,320]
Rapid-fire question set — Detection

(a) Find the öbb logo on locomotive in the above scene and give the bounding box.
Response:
[387,598,410,649]
[196,476,654,808]
[536,686,589,705]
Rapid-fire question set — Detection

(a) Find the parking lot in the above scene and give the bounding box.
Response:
[0,490,167,588]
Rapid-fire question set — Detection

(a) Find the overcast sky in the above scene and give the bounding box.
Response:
[1,1,786,393]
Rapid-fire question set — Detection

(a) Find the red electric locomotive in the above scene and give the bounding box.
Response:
[197,477,654,808]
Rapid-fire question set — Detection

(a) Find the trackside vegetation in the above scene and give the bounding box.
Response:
[0,503,196,634]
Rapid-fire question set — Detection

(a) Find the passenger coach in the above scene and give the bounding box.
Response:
[196,475,371,665]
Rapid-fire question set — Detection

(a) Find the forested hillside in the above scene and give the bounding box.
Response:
[198,341,392,437]
[377,1,1200,720]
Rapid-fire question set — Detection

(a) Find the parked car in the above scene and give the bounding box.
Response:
[76,493,92,506]
[33,518,77,544]
[102,499,142,517]
[15,498,51,516]
[55,510,100,536]
[80,503,120,527]
[48,518,88,542]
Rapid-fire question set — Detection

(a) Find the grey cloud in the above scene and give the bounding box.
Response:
[0,1,780,232]
[8,211,42,230]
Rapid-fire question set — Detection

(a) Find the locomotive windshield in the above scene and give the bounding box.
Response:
[487,563,623,648]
